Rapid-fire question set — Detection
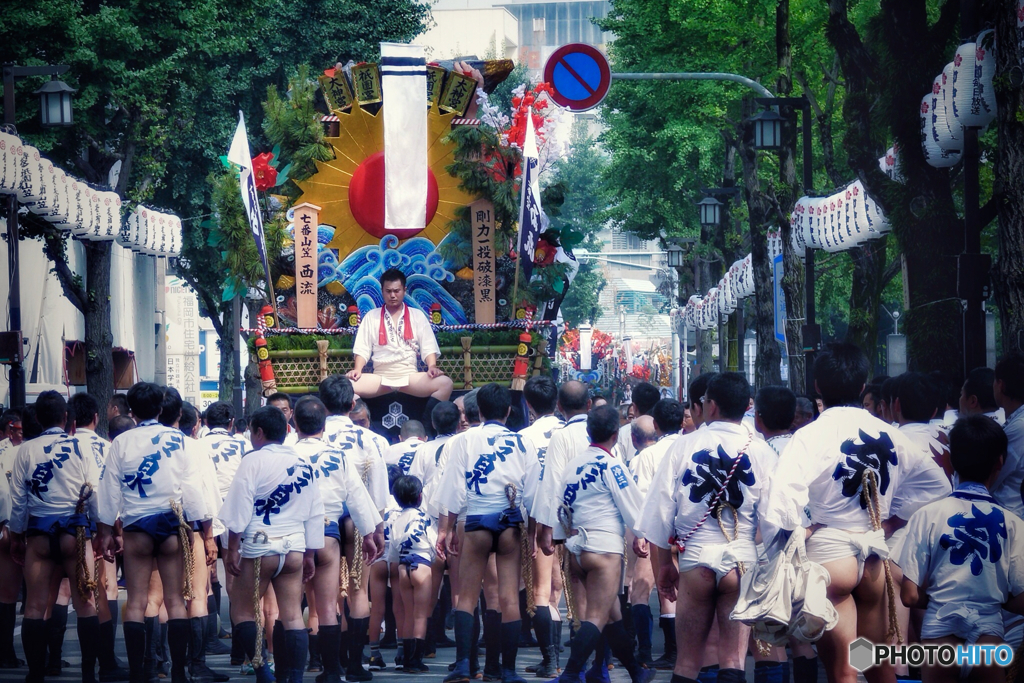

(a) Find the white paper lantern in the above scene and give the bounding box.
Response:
[937,64,962,151]
[703,288,719,328]
[96,192,121,240]
[952,42,977,125]
[685,296,700,329]
[922,92,962,168]
[0,133,21,194]
[167,216,182,257]
[826,194,846,252]
[791,200,807,253]
[134,207,149,252]
[878,146,903,183]
[768,229,782,262]
[61,179,84,232]
[16,146,46,204]
[42,167,68,226]
[26,157,55,216]
[956,32,997,128]
[863,188,889,234]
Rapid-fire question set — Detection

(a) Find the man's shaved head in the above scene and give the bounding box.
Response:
[558,380,591,416]
[400,420,427,440]
[631,415,657,453]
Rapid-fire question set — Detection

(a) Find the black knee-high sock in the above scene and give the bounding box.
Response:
[109,598,120,633]
[234,621,257,663]
[99,618,119,671]
[22,618,46,681]
[483,609,501,672]
[272,621,287,672]
[792,657,817,683]
[604,620,642,681]
[78,615,100,682]
[470,607,481,674]
[672,676,700,683]
[320,624,342,677]
[716,668,747,683]
[285,629,308,675]
[619,593,635,646]
[518,591,531,637]
[46,602,68,666]
[453,610,474,663]
[211,582,222,621]
[123,621,146,681]
[755,661,789,683]
[0,602,16,662]
[158,622,169,666]
[167,619,189,679]
[659,616,676,657]
[532,608,552,662]
[499,620,521,673]
[632,604,652,660]
[562,621,601,679]
[384,586,396,641]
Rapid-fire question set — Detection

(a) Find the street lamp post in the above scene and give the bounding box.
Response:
[2,64,75,409]
[753,96,818,397]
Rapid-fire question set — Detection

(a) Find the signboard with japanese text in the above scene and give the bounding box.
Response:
[471,199,496,324]
[165,277,202,407]
[293,203,322,329]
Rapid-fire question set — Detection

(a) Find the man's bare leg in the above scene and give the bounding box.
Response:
[343,518,373,681]
[631,540,655,665]
[404,372,454,400]
[854,558,895,683]
[0,530,22,667]
[531,547,559,675]
[817,556,864,683]
[312,537,346,681]
[558,552,650,683]
[446,530,498,683]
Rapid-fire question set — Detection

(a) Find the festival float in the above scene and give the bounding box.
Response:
[243,45,577,416]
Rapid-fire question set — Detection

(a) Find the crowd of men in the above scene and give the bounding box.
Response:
[0,279,1021,683]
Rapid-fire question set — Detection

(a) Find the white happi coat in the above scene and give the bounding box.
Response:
[637,421,777,574]
[409,433,450,507]
[76,428,110,477]
[436,421,540,517]
[219,443,325,553]
[894,484,1024,642]
[352,305,441,385]
[389,506,438,564]
[99,421,208,527]
[532,414,589,528]
[9,429,99,533]
[553,445,642,555]
[760,407,949,566]
[385,437,427,476]
[520,414,565,482]
[613,422,636,465]
[293,436,381,535]
[200,428,251,500]
[323,415,389,511]
[899,421,951,476]
[994,405,1024,520]
[630,434,680,497]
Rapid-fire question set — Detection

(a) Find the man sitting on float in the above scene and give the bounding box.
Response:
[349,269,454,409]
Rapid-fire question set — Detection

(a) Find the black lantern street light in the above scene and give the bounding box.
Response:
[750,95,819,398]
[35,76,76,127]
[666,243,686,269]
[751,109,784,151]
[697,196,723,228]
[3,63,74,408]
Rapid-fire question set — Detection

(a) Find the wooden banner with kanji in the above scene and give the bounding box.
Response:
[471,199,496,324]
[292,202,321,329]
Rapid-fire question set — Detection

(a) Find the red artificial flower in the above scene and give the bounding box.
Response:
[533,238,556,266]
[252,152,278,191]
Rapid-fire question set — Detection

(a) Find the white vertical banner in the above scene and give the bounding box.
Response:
[381,43,428,235]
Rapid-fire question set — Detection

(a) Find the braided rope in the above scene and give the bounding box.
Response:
[506,484,534,616]
[716,501,771,655]
[674,434,752,554]
[556,504,580,629]
[350,460,373,591]
[169,500,195,601]
[861,470,902,645]
[339,555,350,599]
[251,531,267,669]
[74,484,98,602]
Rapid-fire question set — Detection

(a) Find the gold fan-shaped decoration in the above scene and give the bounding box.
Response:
[296,101,475,256]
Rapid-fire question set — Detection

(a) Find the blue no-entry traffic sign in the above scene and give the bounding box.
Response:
[544,44,611,112]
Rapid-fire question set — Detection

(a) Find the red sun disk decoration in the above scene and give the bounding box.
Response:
[348,151,439,240]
